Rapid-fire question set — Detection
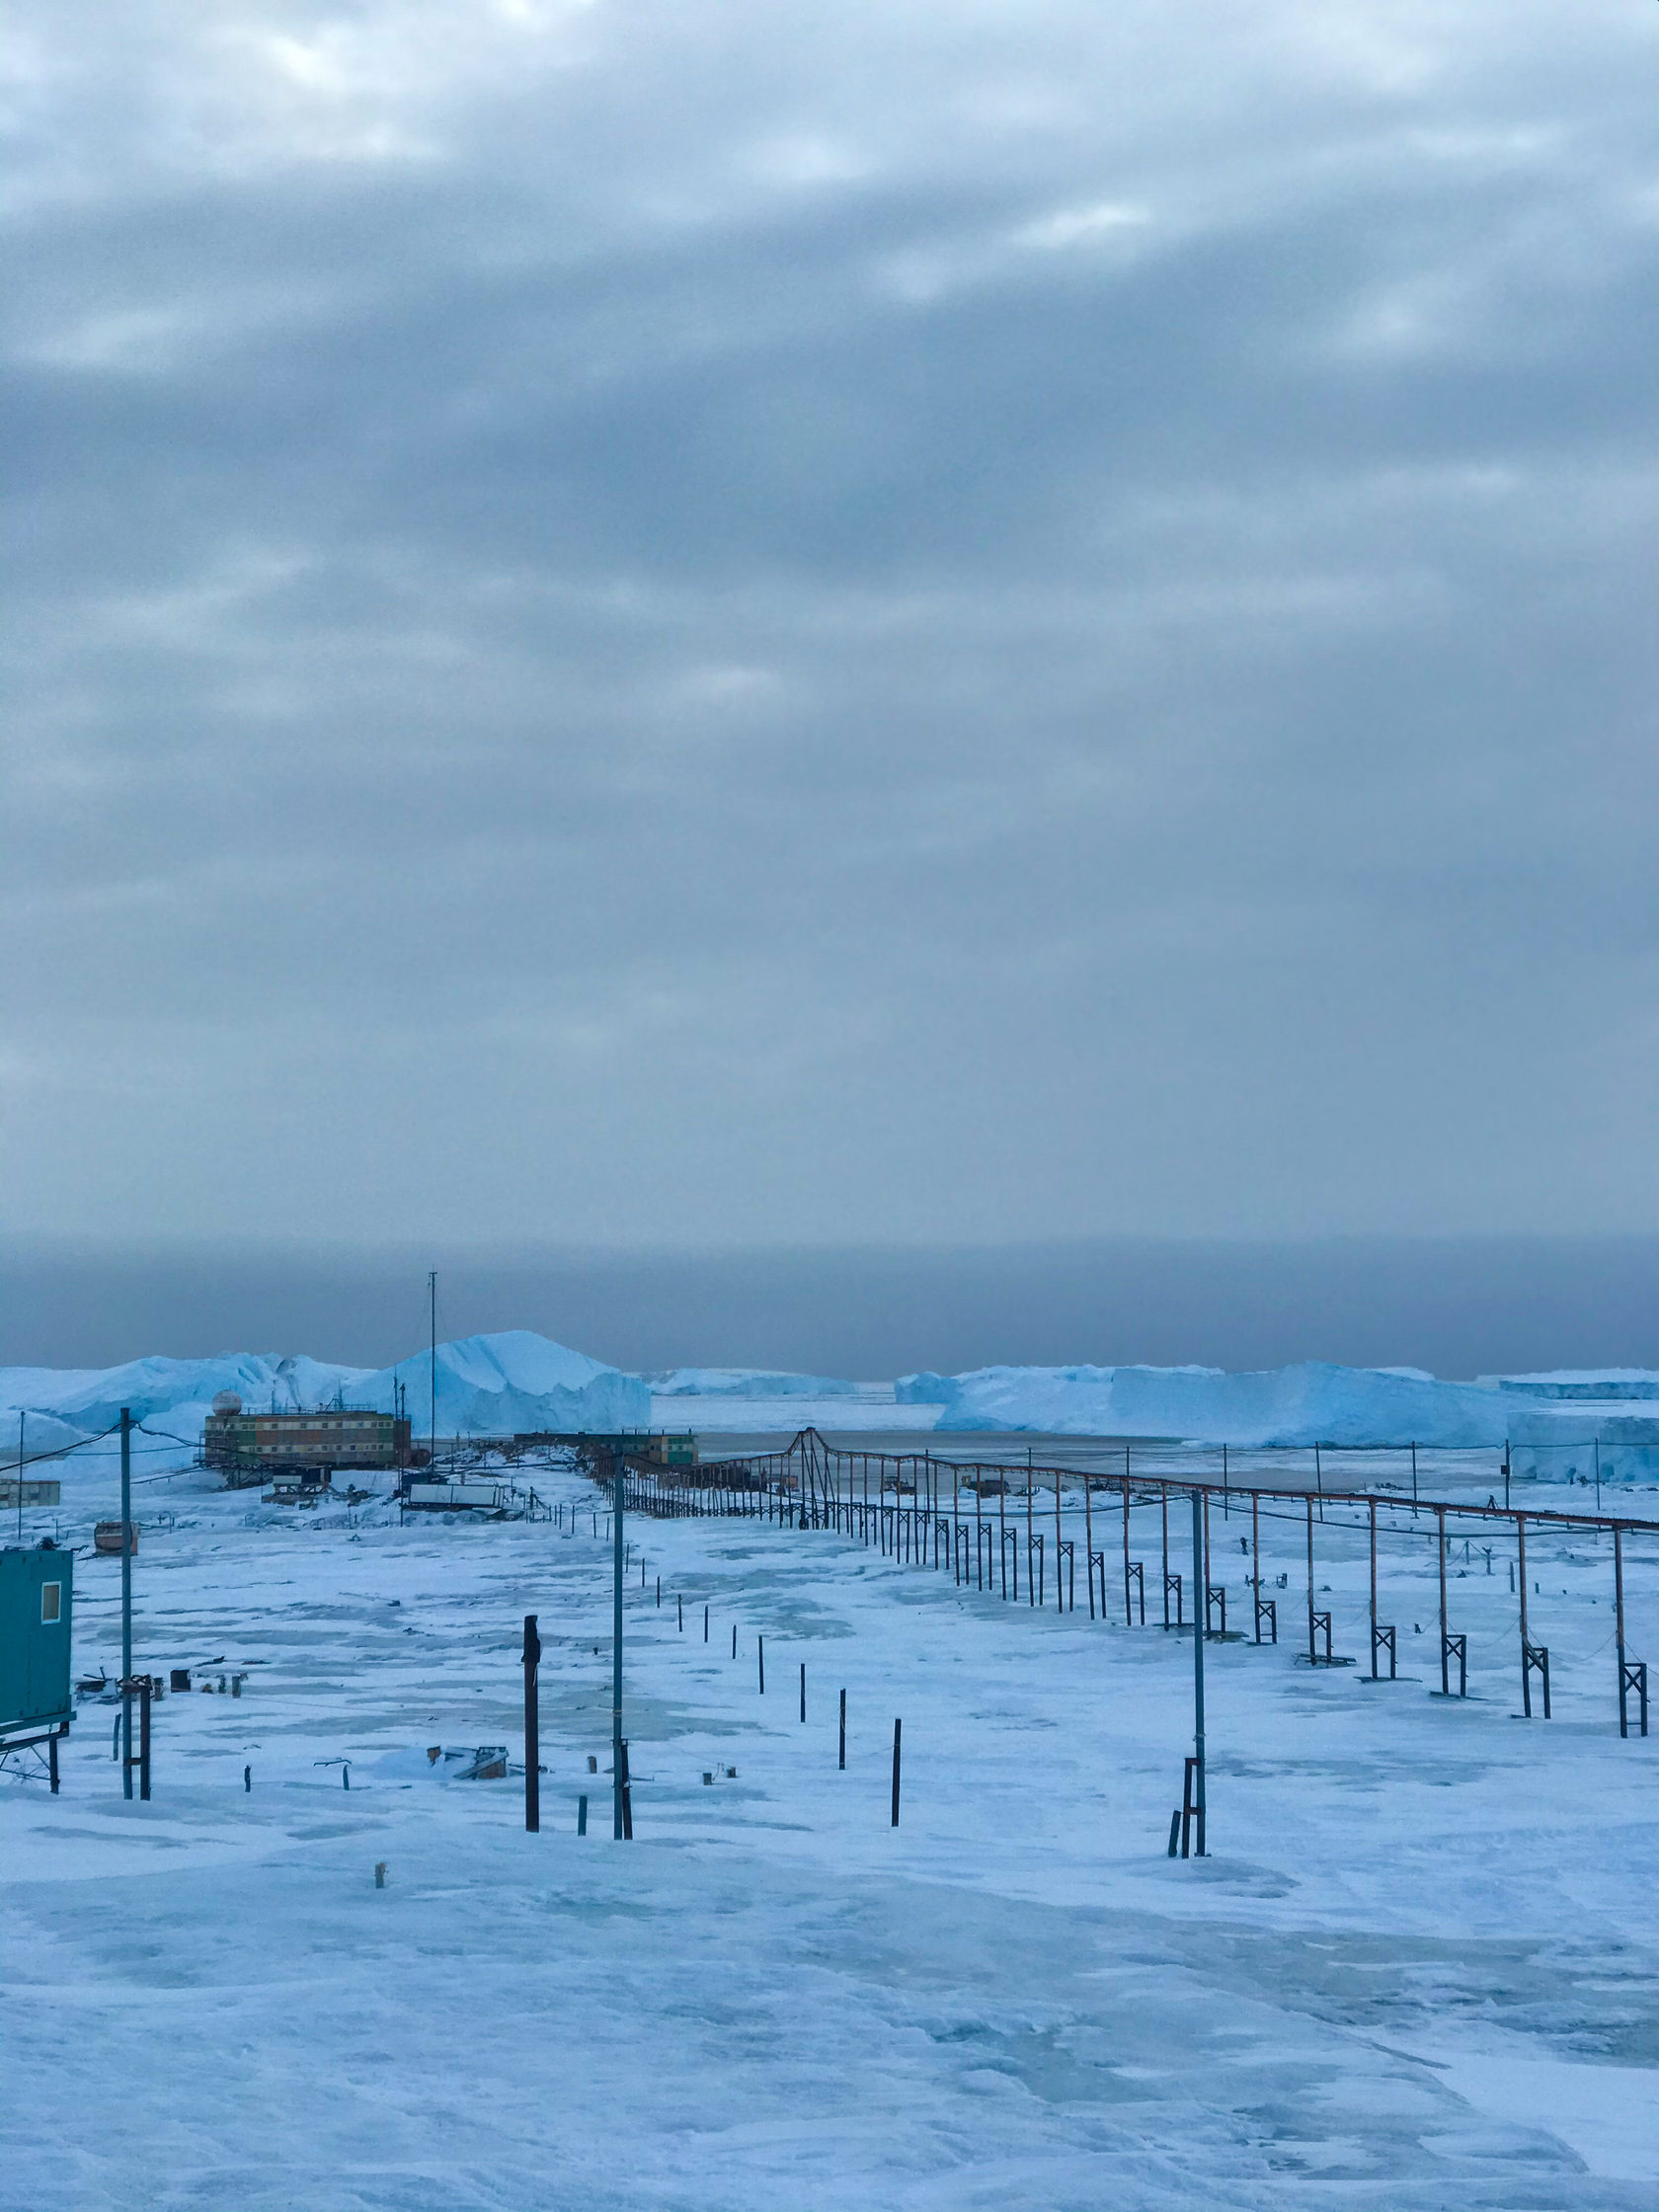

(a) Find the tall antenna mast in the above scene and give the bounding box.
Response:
[429,1270,437,1470]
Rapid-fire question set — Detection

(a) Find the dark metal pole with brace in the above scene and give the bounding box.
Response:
[523,1613,541,1831]
[1190,1486,1207,1854]
[120,1407,133,1800]
[612,1456,625,1839]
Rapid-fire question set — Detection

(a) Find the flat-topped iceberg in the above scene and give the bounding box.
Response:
[1485,1370,1659,1401]
[898,1360,1516,1448]
[646,1369,869,1399]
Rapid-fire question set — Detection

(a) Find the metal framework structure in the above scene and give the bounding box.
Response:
[572,1429,1654,1738]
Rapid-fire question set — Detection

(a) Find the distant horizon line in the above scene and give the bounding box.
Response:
[8,1227,1659,1257]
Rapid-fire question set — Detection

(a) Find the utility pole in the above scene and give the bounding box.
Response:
[612,1454,625,1839]
[15,1412,22,1541]
[120,1407,133,1800]
[1190,1486,1206,1855]
[428,1272,437,1471]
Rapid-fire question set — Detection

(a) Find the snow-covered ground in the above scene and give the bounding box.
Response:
[5,1453,1659,2208]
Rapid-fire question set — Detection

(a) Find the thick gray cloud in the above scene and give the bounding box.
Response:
[4,1,1657,1256]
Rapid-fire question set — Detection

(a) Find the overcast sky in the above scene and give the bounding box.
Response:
[5,0,1657,1262]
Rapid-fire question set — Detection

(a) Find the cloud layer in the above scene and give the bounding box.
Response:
[6,1,1657,1247]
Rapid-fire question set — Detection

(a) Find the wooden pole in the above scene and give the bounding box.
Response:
[890,1718,902,1827]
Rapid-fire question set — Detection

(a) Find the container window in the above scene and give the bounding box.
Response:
[40,1582,61,1624]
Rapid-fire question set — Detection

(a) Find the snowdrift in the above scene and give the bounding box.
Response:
[897,1360,1518,1448]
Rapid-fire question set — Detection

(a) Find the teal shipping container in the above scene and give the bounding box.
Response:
[0,1545,74,1738]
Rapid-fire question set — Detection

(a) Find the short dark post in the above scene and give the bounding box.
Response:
[522,1613,541,1832]
[731,1621,737,1659]
[244,1764,251,1792]
[891,1717,902,1827]
[799,1661,806,1722]
[758,1635,765,1694]
[656,1575,661,1607]
[677,1593,683,1632]
[704,1604,709,1642]
[839,1688,846,1770]
[578,1793,588,1835]
[138,1677,152,1801]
